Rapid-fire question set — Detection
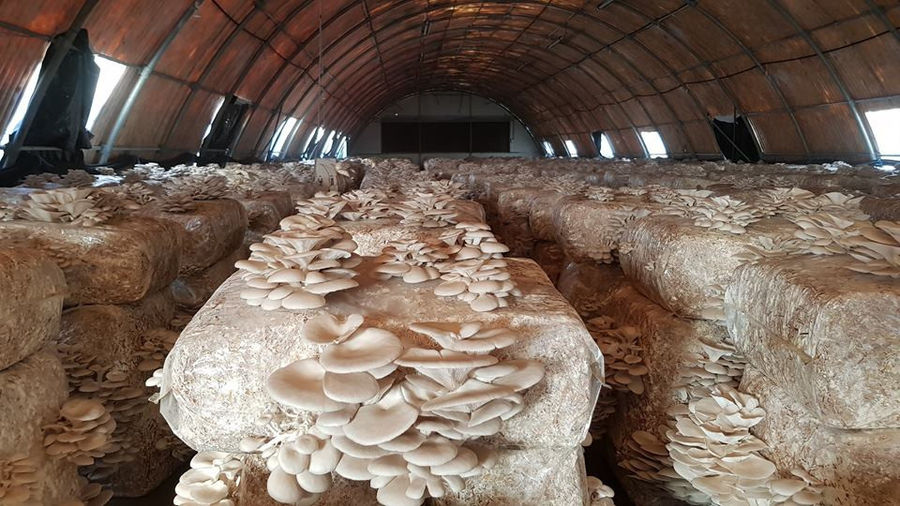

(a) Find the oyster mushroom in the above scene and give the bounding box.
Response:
[319,328,403,374]
[344,386,419,446]
[267,359,348,412]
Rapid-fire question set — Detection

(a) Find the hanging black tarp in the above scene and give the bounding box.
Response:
[1,29,99,184]
[711,116,761,163]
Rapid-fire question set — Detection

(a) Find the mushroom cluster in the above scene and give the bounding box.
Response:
[586,476,616,506]
[393,193,459,229]
[135,329,179,374]
[431,222,518,312]
[15,188,111,226]
[585,187,616,202]
[234,216,361,310]
[399,180,467,201]
[159,191,198,213]
[374,240,453,284]
[787,214,900,277]
[173,451,243,506]
[618,430,702,504]
[251,312,544,505]
[672,338,745,403]
[296,192,348,219]
[66,478,114,506]
[339,189,397,221]
[58,344,147,476]
[665,384,823,505]
[0,453,40,504]
[589,324,648,395]
[165,174,229,201]
[663,195,763,235]
[42,398,116,467]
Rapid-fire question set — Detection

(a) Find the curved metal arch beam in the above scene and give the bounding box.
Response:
[160,2,262,151]
[100,0,204,163]
[247,1,679,157]
[279,51,597,157]
[691,3,811,158]
[608,1,749,155]
[863,0,900,43]
[345,87,542,152]
[311,12,691,155]
[320,61,611,154]
[285,21,651,155]
[764,0,876,160]
[340,68,640,158]
[318,69,549,150]
[347,67,571,130]
[337,36,601,112]
[343,66,637,157]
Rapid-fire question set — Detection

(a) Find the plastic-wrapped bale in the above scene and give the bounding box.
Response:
[103,405,187,497]
[59,290,175,363]
[553,197,661,265]
[161,258,602,451]
[725,255,899,429]
[528,190,576,241]
[592,283,732,504]
[496,187,542,256]
[170,246,249,309]
[741,367,900,506]
[861,195,900,221]
[238,454,377,505]
[149,199,248,274]
[0,348,82,504]
[434,446,589,506]
[555,261,629,315]
[58,292,180,495]
[236,194,290,236]
[0,215,181,305]
[0,248,65,370]
[619,216,798,320]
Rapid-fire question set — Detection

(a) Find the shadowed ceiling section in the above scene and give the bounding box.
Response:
[0,0,898,162]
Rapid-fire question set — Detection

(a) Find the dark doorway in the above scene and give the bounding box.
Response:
[200,95,249,163]
[381,121,510,154]
[711,116,760,162]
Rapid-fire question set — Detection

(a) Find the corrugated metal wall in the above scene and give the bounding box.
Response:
[0,0,898,162]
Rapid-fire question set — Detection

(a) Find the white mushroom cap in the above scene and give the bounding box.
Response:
[281,290,326,310]
[395,349,498,369]
[323,371,379,403]
[474,360,545,391]
[403,436,458,467]
[335,455,374,481]
[308,439,341,475]
[377,475,424,506]
[421,379,516,411]
[302,312,364,344]
[267,359,348,412]
[319,328,403,374]
[267,468,307,504]
[344,387,419,446]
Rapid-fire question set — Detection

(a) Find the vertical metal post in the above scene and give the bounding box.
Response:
[100,0,203,163]
[3,0,100,168]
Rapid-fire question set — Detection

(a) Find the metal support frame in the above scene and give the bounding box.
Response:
[99,0,203,163]
[766,0,877,161]
[2,0,100,169]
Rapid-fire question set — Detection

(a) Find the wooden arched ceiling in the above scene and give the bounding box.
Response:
[0,0,898,162]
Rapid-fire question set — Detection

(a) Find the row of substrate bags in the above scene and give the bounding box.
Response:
[616,214,899,504]
[0,195,257,498]
[0,248,84,503]
[160,204,601,503]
